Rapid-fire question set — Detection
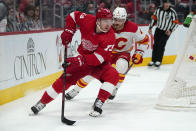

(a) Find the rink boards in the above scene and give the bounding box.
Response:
[0,25,187,105]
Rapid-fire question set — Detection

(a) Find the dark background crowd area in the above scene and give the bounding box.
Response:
[0,0,196,33]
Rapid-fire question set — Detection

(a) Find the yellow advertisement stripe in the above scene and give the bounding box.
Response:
[0,71,62,105]
[132,55,176,67]
[0,55,177,105]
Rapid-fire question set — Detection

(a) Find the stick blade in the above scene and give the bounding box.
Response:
[61,117,76,125]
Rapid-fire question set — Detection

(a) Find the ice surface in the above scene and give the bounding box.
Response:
[1,65,196,131]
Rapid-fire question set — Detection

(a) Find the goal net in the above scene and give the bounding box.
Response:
[155,17,196,110]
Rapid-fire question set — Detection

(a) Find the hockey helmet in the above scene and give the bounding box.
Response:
[96,8,113,19]
[113,7,127,20]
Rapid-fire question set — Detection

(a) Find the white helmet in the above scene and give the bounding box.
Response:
[113,7,127,20]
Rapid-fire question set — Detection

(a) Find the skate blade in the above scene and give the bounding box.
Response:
[89,110,101,117]
[28,110,38,116]
[105,99,111,103]
[154,66,160,70]
[28,112,36,116]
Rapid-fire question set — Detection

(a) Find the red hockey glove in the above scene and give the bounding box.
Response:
[61,28,75,46]
[66,55,85,67]
[132,50,144,64]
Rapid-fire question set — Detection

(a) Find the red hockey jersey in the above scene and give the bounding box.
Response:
[64,11,116,66]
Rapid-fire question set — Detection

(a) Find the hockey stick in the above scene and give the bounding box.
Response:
[125,62,134,75]
[61,45,76,125]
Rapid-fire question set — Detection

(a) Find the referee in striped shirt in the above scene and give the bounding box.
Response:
[148,0,178,68]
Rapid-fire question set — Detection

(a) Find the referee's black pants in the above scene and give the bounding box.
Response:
[152,28,170,63]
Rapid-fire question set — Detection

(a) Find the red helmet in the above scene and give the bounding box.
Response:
[96,8,113,19]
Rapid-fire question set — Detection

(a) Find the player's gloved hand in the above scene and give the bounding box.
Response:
[61,28,75,46]
[132,50,144,64]
[66,55,85,67]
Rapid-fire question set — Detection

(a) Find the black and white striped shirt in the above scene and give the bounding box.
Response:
[149,6,178,32]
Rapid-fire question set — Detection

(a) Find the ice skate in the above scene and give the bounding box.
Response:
[65,89,80,100]
[154,61,161,70]
[147,61,154,68]
[108,87,118,100]
[30,100,46,115]
[89,98,104,117]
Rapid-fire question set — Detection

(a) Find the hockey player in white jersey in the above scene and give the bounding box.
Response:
[65,7,149,101]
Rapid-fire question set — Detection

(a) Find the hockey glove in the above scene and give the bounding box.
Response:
[61,28,75,46]
[132,50,144,64]
[66,55,85,67]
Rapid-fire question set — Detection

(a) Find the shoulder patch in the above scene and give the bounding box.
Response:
[123,21,138,33]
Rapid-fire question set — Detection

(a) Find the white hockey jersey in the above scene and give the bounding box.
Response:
[112,21,149,53]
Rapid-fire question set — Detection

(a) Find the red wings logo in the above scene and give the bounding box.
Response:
[81,39,98,51]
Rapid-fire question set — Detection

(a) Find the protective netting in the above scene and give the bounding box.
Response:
[156,17,196,110]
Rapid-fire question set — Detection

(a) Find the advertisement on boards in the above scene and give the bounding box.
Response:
[0,25,187,91]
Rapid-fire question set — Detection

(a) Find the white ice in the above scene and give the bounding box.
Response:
[1,65,196,131]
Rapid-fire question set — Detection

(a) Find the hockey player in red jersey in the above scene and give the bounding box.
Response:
[64,7,149,100]
[30,8,119,117]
